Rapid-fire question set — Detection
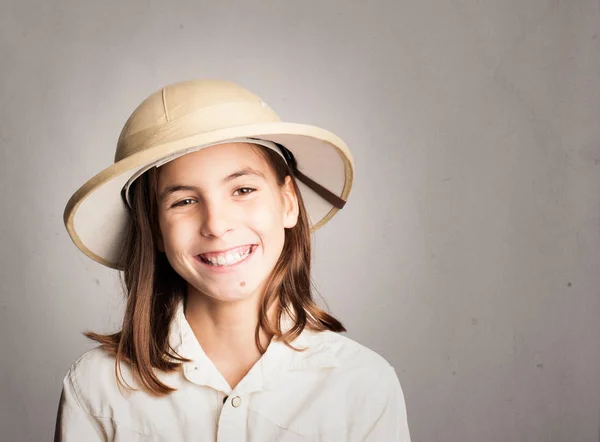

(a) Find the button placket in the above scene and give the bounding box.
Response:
[216,393,248,442]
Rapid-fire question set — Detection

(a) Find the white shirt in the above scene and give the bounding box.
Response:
[55,299,411,441]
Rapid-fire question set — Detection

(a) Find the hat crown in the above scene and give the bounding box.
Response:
[115,79,281,162]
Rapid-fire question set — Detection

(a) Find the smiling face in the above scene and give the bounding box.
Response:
[155,142,299,304]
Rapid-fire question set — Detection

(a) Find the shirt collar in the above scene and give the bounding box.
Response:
[167,296,340,395]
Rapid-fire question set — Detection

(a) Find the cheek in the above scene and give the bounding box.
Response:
[244,195,285,230]
[161,217,196,254]
[245,201,286,257]
[246,209,276,231]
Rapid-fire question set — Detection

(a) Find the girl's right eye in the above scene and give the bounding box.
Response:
[172,198,196,208]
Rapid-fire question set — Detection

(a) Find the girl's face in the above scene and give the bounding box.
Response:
[156,142,299,303]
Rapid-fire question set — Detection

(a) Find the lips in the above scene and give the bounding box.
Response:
[198,244,255,259]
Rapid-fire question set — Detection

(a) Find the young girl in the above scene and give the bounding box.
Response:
[55,79,411,441]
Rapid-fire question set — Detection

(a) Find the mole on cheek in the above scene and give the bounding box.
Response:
[240,281,246,287]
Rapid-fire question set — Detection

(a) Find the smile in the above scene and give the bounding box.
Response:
[197,245,256,267]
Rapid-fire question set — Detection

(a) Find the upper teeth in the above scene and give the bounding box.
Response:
[203,247,252,266]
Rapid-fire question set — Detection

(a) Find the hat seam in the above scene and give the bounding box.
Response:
[161,87,171,123]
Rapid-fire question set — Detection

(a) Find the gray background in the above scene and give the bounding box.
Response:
[1,0,599,441]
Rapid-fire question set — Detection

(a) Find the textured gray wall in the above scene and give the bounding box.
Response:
[1,1,599,441]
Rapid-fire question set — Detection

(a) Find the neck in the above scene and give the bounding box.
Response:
[183,285,278,388]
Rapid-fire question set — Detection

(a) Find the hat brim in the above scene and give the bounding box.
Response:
[64,122,354,270]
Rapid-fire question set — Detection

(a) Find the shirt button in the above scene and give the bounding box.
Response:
[231,396,242,408]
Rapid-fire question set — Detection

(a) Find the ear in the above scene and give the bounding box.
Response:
[281,175,299,229]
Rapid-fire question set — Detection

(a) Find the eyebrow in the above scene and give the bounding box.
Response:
[222,167,266,183]
[158,167,266,204]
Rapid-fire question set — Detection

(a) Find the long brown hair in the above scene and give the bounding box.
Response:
[84,143,346,396]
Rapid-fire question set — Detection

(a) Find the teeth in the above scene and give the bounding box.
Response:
[203,247,252,266]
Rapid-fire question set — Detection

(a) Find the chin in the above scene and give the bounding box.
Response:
[189,281,259,303]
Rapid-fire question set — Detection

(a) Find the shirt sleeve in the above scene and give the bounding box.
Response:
[54,368,105,442]
[358,365,411,442]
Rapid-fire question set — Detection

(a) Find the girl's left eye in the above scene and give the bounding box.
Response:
[233,187,256,196]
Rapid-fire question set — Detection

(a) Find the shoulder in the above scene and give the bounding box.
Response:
[300,330,406,424]
[64,345,182,401]
[64,346,116,388]
[59,347,185,437]
[303,329,398,381]
[62,346,137,413]
[66,345,119,386]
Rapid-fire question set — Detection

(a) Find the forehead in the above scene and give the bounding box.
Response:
[157,142,269,183]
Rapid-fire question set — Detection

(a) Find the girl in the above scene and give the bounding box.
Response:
[55,79,411,441]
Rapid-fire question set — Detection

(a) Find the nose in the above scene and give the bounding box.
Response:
[199,198,233,238]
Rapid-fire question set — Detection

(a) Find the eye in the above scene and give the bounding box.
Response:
[233,187,256,196]
[171,198,197,208]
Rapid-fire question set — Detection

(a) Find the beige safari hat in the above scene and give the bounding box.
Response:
[64,79,354,270]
